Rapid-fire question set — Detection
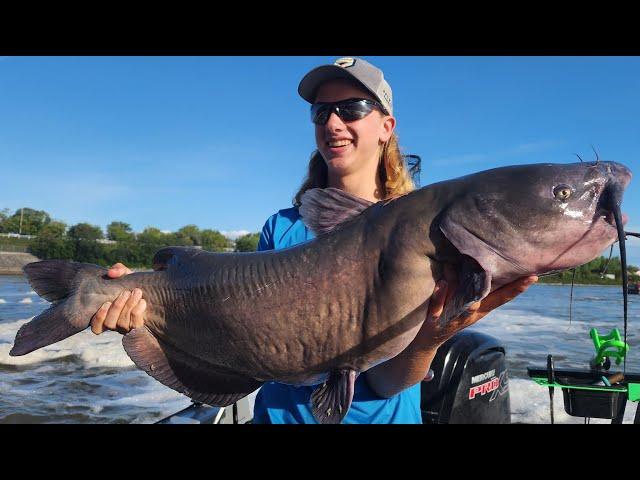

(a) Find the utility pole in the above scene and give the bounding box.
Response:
[19,208,24,235]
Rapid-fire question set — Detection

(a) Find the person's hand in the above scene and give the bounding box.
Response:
[420,272,538,348]
[90,263,147,335]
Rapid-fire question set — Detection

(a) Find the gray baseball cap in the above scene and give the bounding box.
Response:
[298,57,393,115]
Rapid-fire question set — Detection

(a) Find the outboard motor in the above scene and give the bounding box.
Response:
[421,330,511,424]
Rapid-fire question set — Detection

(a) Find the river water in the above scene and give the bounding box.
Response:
[1,275,638,423]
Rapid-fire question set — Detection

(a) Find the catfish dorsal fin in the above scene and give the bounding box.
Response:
[152,246,203,271]
[299,188,374,235]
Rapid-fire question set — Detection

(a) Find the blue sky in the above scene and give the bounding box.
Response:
[1,56,639,263]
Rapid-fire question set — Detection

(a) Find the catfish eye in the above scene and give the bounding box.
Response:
[553,184,573,200]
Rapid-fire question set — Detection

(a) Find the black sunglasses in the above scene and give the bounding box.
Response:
[310,98,388,125]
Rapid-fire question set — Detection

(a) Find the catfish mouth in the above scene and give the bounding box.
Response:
[535,204,626,276]
[563,206,627,256]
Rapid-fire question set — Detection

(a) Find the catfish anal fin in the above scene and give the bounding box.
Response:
[310,369,358,424]
[123,328,262,406]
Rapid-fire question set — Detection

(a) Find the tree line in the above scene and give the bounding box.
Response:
[0,207,261,268]
[536,254,638,285]
[1,207,637,282]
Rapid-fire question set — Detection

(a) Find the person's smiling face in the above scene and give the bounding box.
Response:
[314,79,395,178]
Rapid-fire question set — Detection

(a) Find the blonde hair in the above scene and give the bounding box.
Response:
[293,132,415,206]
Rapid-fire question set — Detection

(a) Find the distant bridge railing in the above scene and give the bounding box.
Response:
[0,233,35,239]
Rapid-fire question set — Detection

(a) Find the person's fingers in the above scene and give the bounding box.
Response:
[442,264,458,305]
[454,301,484,329]
[463,300,483,318]
[130,298,147,330]
[90,302,112,335]
[454,276,537,329]
[427,281,448,321]
[107,263,133,279]
[102,290,131,331]
[476,275,538,315]
[116,289,143,334]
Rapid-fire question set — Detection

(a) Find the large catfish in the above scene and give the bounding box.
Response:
[10,161,632,423]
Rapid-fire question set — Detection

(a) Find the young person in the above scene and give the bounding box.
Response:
[90,57,537,424]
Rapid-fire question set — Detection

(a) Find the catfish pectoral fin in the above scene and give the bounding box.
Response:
[310,368,358,424]
[122,328,262,407]
[440,257,492,326]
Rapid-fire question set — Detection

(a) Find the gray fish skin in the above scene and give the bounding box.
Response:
[10,161,632,420]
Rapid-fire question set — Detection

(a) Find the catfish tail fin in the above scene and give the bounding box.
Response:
[23,260,91,302]
[11,260,107,356]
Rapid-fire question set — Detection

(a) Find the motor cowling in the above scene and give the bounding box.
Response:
[421,330,511,424]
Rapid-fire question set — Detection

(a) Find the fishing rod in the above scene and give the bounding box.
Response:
[613,209,628,375]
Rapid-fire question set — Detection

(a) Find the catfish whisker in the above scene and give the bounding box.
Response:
[600,244,614,278]
[613,205,628,373]
[567,268,576,331]
[591,145,601,165]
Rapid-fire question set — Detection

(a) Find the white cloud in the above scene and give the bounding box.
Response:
[221,230,251,240]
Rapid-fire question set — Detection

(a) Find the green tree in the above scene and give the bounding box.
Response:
[537,255,639,285]
[29,236,74,259]
[107,221,135,242]
[29,221,74,259]
[201,229,231,252]
[137,227,166,245]
[0,208,10,224]
[176,225,201,246]
[135,227,170,264]
[235,232,260,252]
[0,208,51,235]
[166,231,194,246]
[39,220,67,238]
[67,223,104,241]
[73,240,106,265]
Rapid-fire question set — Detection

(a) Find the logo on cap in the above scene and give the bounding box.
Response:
[382,89,392,106]
[334,57,356,69]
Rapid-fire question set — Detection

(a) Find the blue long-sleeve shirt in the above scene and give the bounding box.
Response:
[251,206,422,424]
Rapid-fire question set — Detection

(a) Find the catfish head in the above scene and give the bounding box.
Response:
[435,161,632,321]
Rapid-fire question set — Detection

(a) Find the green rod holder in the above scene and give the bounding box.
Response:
[591,328,629,367]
